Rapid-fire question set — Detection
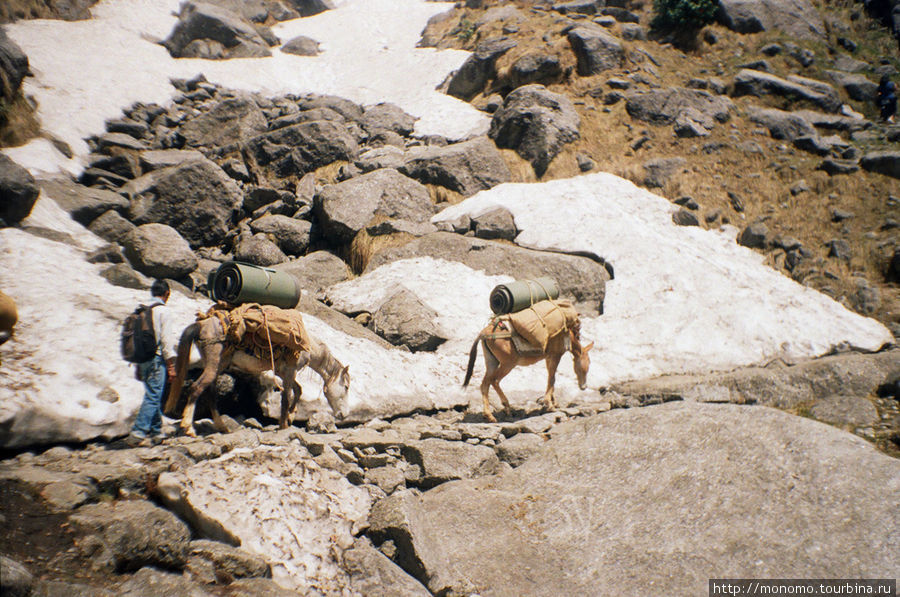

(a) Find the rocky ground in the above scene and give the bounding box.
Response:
[2,347,898,595]
[2,0,900,594]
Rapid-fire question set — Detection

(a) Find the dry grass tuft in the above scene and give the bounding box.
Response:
[427,184,465,205]
[0,95,40,148]
[348,228,413,274]
[313,161,349,186]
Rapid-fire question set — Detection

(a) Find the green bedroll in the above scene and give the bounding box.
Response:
[208,262,302,309]
[489,277,559,314]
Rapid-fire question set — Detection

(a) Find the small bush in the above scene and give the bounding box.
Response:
[651,0,718,32]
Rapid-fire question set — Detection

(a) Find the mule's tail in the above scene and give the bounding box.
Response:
[163,322,199,415]
[463,335,481,387]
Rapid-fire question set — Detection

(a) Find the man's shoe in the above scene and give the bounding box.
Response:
[125,432,150,447]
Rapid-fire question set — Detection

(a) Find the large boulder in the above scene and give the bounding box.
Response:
[126,157,243,247]
[366,232,609,312]
[122,223,199,278]
[0,30,29,104]
[0,155,39,225]
[625,87,733,126]
[367,403,900,596]
[506,53,564,90]
[242,120,359,178]
[398,136,512,197]
[343,538,432,597]
[163,1,275,59]
[313,168,433,244]
[732,70,842,113]
[748,107,817,140]
[273,251,352,295]
[233,233,288,266]
[489,84,580,177]
[289,0,334,17]
[180,95,268,148]
[860,151,900,179]
[70,500,191,572]
[372,288,448,352]
[826,71,878,103]
[400,438,501,488]
[718,0,825,39]
[249,214,312,255]
[359,103,417,137]
[566,25,625,76]
[281,35,320,55]
[39,178,129,226]
[446,37,517,100]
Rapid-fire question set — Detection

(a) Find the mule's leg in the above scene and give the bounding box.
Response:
[480,341,501,423]
[208,397,228,433]
[180,346,224,437]
[541,353,563,410]
[287,354,308,418]
[490,360,516,417]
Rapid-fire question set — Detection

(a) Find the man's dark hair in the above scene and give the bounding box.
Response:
[151,279,170,297]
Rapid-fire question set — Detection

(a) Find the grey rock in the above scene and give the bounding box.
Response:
[87,209,135,243]
[400,438,501,488]
[163,1,274,59]
[296,94,363,121]
[180,95,268,148]
[738,221,770,248]
[833,55,868,73]
[100,263,152,290]
[817,158,859,175]
[233,233,288,266]
[748,107,817,140]
[35,179,122,226]
[86,243,126,264]
[242,119,358,178]
[122,223,199,278]
[290,0,333,17]
[218,577,299,596]
[86,153,141,181]
[116,567,214,597]
[273,251,351,295]
[860,151,900,179]
[372,288,448,352]
[792,109,872,133]
[70,500,191,571]
[567,25,624,76]
[447,37,517,100]
[826,238,851,260]
[367,232,609,312]
[1,555,33,597]
[827,70,877,102]
[472,207,517,240]
[851,277,880,315]
[507,53,563,89]
[138,149,206,172]
[672,209,699,226]
[576,152,595,172]
[496,432,545,467]
[364,465,407,495]
[249,214,311,255]
[343,537,432,597]
[188,539,271,580]
[643,157,686,188]
[0,155,39,225]
[127,157,242,247]
[314,168,433,244]
[369,402,900,596]
[626,87,733,126]
[620,22,647,41]
[733,70,842,113]
[552,0,599,14]
[489,84,580,176]
[718,0,825,39]
[96,132,148,153]
[360,103,417,137]
[281,35,319,55]
[399,136,512,197]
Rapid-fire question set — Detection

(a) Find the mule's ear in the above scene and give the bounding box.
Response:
[583,341,594,352]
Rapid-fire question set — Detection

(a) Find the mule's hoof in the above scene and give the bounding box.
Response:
[484,412,498,423]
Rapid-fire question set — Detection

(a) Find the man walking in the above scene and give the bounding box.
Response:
[129,280,177,445]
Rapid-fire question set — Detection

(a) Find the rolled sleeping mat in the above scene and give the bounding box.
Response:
[489,277,560,315]
[210,261,302,309]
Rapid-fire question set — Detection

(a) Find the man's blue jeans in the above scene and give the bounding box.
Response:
[133,355,165,436]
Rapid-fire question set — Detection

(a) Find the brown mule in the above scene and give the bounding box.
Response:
[463,318,593,423]
[163,316,350,436]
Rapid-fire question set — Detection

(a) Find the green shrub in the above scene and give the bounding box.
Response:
[651,0,718,32]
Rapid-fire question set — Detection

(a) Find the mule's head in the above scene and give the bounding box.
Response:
[324,365,351,419]
[573,341,594,390]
